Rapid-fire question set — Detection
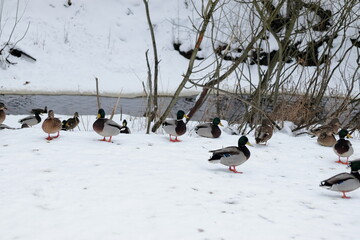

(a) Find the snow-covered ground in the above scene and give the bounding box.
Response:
[1,113,359,240]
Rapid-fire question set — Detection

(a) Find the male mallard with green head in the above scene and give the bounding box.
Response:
[120,119,131,134]
[195,117,223,138]
[162,110,189,142]
[62,112,80,131]
[0,102,8,124]
[255,118,273,145]
[320,159,360,198]
[333,129,353,165]
[42,110,62,140]
[93,108,122,142]
[209,136,252,173]
[18,112,42,127]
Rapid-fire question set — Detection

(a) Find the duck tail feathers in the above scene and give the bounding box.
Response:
[319,181,331,189]
[208,158,220,164]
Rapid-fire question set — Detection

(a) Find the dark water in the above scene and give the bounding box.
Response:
[0,94,217,120]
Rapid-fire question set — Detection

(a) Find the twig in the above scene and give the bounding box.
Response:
[110,89,122,120]
[95,77,101,109]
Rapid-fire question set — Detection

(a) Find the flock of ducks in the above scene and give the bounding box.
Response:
[1,102,360,199]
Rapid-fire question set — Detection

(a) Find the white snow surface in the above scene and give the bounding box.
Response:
[1,114,360,240]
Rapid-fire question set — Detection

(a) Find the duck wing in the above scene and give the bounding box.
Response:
[320,173,355,187]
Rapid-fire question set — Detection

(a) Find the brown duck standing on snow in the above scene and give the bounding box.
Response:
[0,102,7,124]
[93,108,122,142]
[255,118,273,145]
[42,110,62,140]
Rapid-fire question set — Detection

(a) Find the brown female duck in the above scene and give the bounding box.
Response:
[42,110,62,140]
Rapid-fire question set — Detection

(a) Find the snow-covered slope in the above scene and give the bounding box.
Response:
[1,0,359,97]
[1,0,201,96]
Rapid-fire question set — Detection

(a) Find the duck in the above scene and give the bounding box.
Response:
[18,112,42,127]
[333,129,353,165]
[120,119,131,134]
[208,136,252,173]
[317,129,336,147]
[311,118,341,137]
[255,118,273,144]
[0,102,7,124]
[62,112,80,131]
[42,110,62,140]
[93,108,122,142]
[320,159,360,198]
[31,106,47,115]
[162,110,189,142]
[195,117,223,138]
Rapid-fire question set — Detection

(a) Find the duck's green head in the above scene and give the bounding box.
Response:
[213,117,223,126]
[177,110,189,120]
[349,159,360,172]
[238,136,253,147]
[97,109,105,119]
[122,119,128,126]
[338,129,352,139]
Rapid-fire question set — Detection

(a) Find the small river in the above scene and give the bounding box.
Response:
[0,94,218,121]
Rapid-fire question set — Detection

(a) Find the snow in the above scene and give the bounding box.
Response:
[1,114,360,239]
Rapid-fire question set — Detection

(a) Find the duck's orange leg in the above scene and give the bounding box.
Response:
[53,131,60,138]
[229,166,243,174]
[341,192,351,199]
[45,134,53,140]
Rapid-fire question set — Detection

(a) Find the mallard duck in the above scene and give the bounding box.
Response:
[320,159,360,198]
[333,129,353,165]
[62,112,80,131]
[18,112,41,127]
[42,110,62,140]
[162,110,189,142]
[31,106,47,115]
[93,108,122,142]
[317,129,336,147]
[120,119,131,134]
[311,118,341,137]
[255,118,273,144]
[0,102,7,124]
[195,117,223,138]
[208,136,252,173]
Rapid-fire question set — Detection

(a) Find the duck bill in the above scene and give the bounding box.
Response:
[96,113,101,119]
[219,122,224,127]
[246,142,253,147]
[347,134,353,138]
[184,114,189,119]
